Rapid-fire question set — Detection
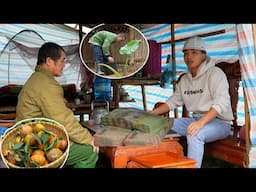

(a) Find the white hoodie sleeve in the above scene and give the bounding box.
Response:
[209,67,231,114]
[165,77,185,110]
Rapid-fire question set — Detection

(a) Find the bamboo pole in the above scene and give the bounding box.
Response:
[243,87,251,167]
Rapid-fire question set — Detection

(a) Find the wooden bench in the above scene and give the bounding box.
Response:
[0,113,16,128]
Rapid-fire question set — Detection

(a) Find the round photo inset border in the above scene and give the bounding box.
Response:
[79,23,149,79]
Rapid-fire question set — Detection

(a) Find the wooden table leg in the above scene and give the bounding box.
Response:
[141,85,147,111]
[80,114,84,122]
[112,81,120,109]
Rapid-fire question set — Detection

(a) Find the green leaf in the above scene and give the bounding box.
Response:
[31,161,40,168]
[41,132,49,145]
[15,157,22,162]
[33,133,41,145]
[8,142,14,149]
[24,138,31,154]
[45,138,58,151]
[12,142,24,150]
[42,129,56,136]
[119,39,141,55]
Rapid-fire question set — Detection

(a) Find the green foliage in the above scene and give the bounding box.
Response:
[119,39,141,75]
[119,39,141,55]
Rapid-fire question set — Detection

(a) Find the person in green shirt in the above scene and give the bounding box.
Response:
[89,30,126,75]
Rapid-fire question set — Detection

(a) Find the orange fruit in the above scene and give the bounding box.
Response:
[14,136,21,144]
[44,159,49,166]
[46,148,63,162]
[33,123,46,133]
[30,154,46,166]
[32,149,45,156]
[48,135,57,145]
[6,153,20,165]
[3,149,12,157]
[20,125,33,135]
[54,139,62,149]
[38,144,44,150]
[23,134,36,146]
[55,139,67,150]
[37,131,43,138]
[59,139,68,151]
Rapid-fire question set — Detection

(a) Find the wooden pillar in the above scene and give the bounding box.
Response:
[243,88,250,167]
[141,85,147,111]
[78,24,83,43]
[171,24,178,118]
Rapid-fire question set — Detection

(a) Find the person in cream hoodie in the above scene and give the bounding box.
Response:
[152,36,233,168]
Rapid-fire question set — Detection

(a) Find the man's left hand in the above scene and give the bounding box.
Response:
[187,121,204,136]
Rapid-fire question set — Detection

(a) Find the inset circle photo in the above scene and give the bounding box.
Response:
[79,23,149,79]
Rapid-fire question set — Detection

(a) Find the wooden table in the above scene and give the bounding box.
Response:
[112,77,160,111]
[126,151,197,168]
[67,101,116,122]
[0,106,16,113]
[0,101,115,123]
[99,137,196,168]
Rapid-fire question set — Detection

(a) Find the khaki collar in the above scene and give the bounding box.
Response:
[35,65,54,80]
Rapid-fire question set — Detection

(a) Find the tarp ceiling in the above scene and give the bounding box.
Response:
[0,24,82,88]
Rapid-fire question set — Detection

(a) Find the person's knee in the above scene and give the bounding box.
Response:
[187,134,204,146]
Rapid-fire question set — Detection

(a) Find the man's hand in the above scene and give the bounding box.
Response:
[108,56,114,63]
[187,108,218,136]
[90,137,99,153]
[187,121,204,136]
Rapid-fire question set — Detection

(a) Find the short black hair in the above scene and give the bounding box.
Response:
[117,33,127,39]
[37,42,65,65]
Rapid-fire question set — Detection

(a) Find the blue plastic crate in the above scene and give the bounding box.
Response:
[0,127,7,136]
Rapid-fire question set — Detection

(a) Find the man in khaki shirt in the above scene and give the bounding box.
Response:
[16,42,99,168]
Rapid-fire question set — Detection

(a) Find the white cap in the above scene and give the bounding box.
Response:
[182,36,206,53]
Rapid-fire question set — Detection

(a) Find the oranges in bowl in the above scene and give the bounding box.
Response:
[0,118,69,168]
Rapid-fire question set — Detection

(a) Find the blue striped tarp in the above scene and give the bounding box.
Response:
[0,24,81,88]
